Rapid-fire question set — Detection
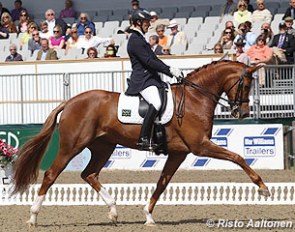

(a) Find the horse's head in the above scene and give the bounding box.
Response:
[225,64,263,119]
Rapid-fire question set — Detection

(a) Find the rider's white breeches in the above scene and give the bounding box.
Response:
[140,85,161,111]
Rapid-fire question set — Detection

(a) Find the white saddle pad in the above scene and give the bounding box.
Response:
[118,84,174,124]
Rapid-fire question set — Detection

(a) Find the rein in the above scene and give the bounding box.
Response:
[174,68,248,120]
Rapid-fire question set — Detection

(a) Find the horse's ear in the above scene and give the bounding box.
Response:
[245,63,265,75]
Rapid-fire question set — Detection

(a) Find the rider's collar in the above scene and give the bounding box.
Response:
[133,28,145,37]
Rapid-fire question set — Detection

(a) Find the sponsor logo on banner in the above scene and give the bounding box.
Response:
[0,131,20,148]
[244,136,275,157]
[211,137,228,147]
[111,145,132,159]
[146,151,167,159]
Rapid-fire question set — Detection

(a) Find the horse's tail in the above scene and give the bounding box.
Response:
[12,102,66,195]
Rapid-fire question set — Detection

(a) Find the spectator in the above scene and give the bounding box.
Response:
[247,35,272,87]
[49,25,65,49]
[76,12,95,36]
[224,20,238,37]
[284,16,295,37]
[36,38,58,60]
[104,44,119,58]
[1,12,17,33]
[17,9,30,33]
[149,35,163,55]
[5,43,23,62]
[44,9,68,35]
[233,0,252,27]
[252,0,272,24]
[167,19,188,47]
[0,23,9,39]
[219,28,235,50]
[245,0,254,13]
[162,45,172,55]
[246,35,272,64]
[131,0,142,12]
[148,11,169,33]
[59,0,76,19]
[86,47,98,59]
[269,22,295,64]
[233,22,256,51]
[0,2,10,19]
[214,43,224,53]
[65,27,79,53]
[76,26,114,51]
[260,23,274,45]
[10,0,27,22]
[156,24,168,47]
[235,38,250,65]
[28,29,41,55]
[39,21,52,39]
[283,0,295,20]
[220,0,237,17]
[20,21,37,48]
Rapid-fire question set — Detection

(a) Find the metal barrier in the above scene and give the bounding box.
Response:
[0,65,294,124]
[1,183,295,205]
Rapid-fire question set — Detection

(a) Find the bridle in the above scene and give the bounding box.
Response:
[175,68,250,120]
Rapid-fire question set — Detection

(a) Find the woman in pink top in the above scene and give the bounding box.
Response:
[246,35,272,87]
[246,34,272,64]
[49,25,65,49]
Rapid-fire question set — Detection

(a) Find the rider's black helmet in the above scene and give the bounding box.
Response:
[131,9,151,25]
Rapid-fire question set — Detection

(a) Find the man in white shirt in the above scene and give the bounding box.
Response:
[76,26,114,52]
[166,19,188,48]
[44,9,68,35]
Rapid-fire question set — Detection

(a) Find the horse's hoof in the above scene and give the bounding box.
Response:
[258,187,271,197]
[26,220,36,229]
[108,205,118,225]
[144,221,156,226]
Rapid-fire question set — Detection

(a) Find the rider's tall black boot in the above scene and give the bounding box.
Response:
[137,104,159,151]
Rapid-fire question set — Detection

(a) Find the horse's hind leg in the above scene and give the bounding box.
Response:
[81,141,117,224]
[144,153,187,225]
[26,148,79,227]
[196,139,270,196]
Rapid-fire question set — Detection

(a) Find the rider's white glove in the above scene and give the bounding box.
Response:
[169,67,184,81]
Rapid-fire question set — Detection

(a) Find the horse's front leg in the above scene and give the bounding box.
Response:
[195,139,270,197]
[144,153,187,226]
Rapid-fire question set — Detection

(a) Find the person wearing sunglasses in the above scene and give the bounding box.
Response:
[252,0,272,24]
[11,0,27,22]
[49,25,65,49]
[28,29,41,55]
[39,21,52,39]
[260,23,274,45]
[65,27,80,53]
[233,0,252,28]
[86,47,98,59]
[5,43,23,62]
[44,9,68,36]
[220,28,235,50]
[76,26,114,51]
[1,12,17,33]
[20,21,38,49]
[76,12,95,36]
[17,9,30,33]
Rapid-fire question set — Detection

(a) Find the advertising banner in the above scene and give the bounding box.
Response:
[65,124,284,171]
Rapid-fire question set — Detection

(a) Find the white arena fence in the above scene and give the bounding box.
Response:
[1,183,295,206]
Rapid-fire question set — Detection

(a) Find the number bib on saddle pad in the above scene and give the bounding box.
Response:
[118,83,174,124]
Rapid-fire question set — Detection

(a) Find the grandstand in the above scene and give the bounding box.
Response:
[0,0,291,61]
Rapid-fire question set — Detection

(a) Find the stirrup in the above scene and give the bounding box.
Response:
[137,138,159,151]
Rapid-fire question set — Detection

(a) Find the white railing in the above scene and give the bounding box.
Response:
[1,183,295,206]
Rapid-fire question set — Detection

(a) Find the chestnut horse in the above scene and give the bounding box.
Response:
[12,60,270,227]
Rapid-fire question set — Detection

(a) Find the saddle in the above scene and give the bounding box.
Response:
[118,82,174,155]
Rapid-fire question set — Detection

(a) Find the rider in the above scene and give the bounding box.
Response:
[125,9,183,150]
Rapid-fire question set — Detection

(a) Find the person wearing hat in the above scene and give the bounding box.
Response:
[283,0,295,20]
[269,22,295,64]
[284,16,295,37]
[252,0,272,24]
[167,19,188,47]
[125,9,183,150]
[235,38,250,65]
[148,11,169,33]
